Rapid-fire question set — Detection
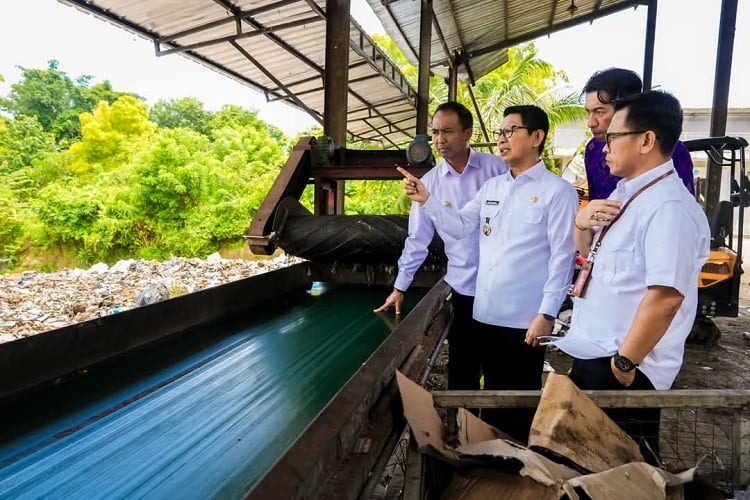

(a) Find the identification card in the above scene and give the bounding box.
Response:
[568,261,593,298]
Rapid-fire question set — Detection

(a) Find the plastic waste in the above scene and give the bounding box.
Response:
[307,282,326,296]
[134,284,170,307]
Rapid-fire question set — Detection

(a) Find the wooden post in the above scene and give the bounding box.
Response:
[733,404,750,488]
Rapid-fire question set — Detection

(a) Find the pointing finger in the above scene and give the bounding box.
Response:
[396,166,418,181]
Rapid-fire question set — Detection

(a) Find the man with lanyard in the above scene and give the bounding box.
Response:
[582,68,695,200]
[374,101,507,393]
[397,105,577,443]
[555,91,710,459]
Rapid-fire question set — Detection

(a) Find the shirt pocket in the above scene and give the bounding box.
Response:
[596,243,637,287]
[524,206,544,224]
[479,202,501,220]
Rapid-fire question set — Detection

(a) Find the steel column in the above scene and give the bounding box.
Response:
[323,0,350,148]
[416,0,433,135]
[705,0,739,216]
[642,0,657,90]
[322,0,350,215]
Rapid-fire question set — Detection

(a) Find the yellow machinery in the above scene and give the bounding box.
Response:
[687,136,748,317]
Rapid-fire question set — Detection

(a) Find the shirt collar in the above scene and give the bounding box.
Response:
[505,160,546,181]
[611,159,675,201]
[440,147,480,176]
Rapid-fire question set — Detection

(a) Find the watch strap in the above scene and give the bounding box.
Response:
[614,352,638,372]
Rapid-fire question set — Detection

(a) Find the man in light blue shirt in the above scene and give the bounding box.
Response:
[374,101,507,392]
[560,90,710,459]
[398,105,578,442]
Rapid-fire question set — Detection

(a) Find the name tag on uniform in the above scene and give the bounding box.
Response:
[485,200,499,205]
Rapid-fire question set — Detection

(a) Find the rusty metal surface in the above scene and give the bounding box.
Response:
[246,137,314,254]
[0,263,312,402]
[309,260,445,288]
[247,280,452,499]
[310,165,431,180]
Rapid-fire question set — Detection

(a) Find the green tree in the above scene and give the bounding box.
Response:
[1,60,137,144]
[0,115,57,175]
[371,37,585,172]
[0,183,28,264]
[131,127,210,223]
[472,44,584,134]
[68,95,156,173]
[150,97,213,135]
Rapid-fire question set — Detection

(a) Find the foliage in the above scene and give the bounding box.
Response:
[345,180,409,215]
[371,38,585,170]
[68,95,156,173]
[1,60,136,144]
[149,97,212,135]
[0,46,583,270]
[0,115,57,175]
[0,183,27,265]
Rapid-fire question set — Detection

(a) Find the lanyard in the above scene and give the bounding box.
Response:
[587,169,675,263]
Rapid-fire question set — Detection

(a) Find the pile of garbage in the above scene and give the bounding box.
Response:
[0,253,302,343]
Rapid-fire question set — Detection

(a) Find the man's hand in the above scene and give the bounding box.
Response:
[525,314,554,347]
[575,199,622,230]
[610,356,636,387]
[396,166,430,204]
[374,289,404,315]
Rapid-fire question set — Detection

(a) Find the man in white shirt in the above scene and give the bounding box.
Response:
[374,102,507,393]
[398,105,578,442]
[558,90,710,458]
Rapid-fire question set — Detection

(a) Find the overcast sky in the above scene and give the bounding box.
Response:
[1,0,747,135]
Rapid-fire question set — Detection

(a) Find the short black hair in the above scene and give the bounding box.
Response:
[583,68,642,104]
[434,101,473,130]
[614,90,683,156]
[503,104,549,153]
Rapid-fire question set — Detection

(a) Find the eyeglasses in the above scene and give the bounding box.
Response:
[604,130,647,148]
[494,125,532,140]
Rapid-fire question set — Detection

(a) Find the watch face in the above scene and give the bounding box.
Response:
[614,354,636,372]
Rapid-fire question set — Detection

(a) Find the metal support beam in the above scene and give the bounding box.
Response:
[324,0,351,148]
[320,0,351,216]
[467,84,493,154]
[447,55,458,102]
[705,0,739,216]
[642,0,657,90]
[416,0,433,135]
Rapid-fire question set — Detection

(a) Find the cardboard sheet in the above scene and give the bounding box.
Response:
[395,370,694,499]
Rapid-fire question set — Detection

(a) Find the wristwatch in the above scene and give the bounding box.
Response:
[613,352,638,372]
[542,313,555,321]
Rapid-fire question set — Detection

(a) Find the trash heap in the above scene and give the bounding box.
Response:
[0,253,302,342]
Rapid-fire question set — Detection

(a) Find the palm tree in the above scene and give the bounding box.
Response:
[372,37,586,171]
[463,44,585,171]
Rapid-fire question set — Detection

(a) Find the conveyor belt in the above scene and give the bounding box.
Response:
[0,284,421,499]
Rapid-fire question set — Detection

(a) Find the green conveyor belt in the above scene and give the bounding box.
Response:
[0,283,422,499]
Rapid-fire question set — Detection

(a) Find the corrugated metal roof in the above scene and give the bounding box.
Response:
[58,0,648,147]
[58,0,418,147]
[366,0,648,83]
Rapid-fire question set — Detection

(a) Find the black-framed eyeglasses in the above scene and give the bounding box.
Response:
[604,130,647,148]
[494,125,533,140]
